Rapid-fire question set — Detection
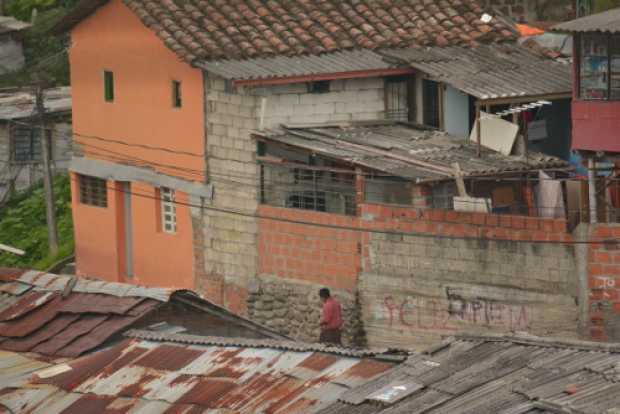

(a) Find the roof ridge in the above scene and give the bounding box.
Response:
[125,329,409,360]
[453,332,620,353]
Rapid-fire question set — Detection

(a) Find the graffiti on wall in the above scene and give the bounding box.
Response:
[382,290,530,331]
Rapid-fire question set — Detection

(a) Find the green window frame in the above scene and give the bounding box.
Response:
[104,70,114,102]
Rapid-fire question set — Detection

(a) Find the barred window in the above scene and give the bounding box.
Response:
[11,126,50,162]
[160,187,177,234]
[79,175,107,207]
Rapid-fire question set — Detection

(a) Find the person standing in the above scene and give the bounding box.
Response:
[319,288,343,345]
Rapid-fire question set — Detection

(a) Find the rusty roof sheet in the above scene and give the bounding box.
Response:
[125,329,404,359]
[0,269,288,360]
[0,335,397,414]
[257,122,569,182]
[317,333,620,414]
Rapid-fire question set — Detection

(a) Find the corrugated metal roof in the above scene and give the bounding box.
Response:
[554,7,620,33]
[18,270,173,301]
[257,122,569,182]
[379,44,571,100]
[0,336,397,413]
[0,16,31,34]
[0,87,71,121]
[200,50,397,81]
[0,268,289,360]
[126,329,404,359]
[317,333,620,414]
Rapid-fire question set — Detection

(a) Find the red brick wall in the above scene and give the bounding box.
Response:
[258,205,361,291]
[588,225,620,341]
[258,204,572,292]
[359,204,571,242]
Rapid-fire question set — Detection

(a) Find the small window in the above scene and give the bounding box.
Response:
[307,80,330,94]
[579,33,620,100]
[385,76,415,122]
[160,187,177,234]
[79,175,108,207]
[11,126,50,162]
[423,79,440,128]
[104,70,114,102]
[172,80,182,107]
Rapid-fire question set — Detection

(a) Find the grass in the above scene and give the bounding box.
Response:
[0,174,74,270]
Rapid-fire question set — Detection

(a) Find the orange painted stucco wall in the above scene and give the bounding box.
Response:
[128,183,194,289]
[71,173,124,281]
[69,0,202,288]
[70,0,205,181]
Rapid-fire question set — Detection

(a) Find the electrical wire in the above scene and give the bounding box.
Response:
[69,175,620,246]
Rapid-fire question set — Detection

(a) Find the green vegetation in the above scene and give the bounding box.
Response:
[593,0,620,12]
[0,0,79,87]
[0,174,74,270]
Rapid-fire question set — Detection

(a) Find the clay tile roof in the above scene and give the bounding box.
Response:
[56,0,517,65]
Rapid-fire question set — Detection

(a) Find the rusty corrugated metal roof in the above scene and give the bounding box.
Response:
[0,269,288,360]
[0,334,399,414]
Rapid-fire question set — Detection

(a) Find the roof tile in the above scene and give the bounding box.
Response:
[60,0,518,64]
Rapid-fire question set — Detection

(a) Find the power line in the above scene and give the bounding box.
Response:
[69,176,620,246]
[11,119,593,182]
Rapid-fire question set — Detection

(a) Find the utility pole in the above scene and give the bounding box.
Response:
[35,85,59,255]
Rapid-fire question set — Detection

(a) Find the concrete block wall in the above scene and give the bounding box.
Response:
[248,77,386,129]
[197,75,260,315]
[360,204,579,349]
[255,202,581,347]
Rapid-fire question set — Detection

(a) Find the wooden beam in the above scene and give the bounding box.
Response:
[452,163,467,197]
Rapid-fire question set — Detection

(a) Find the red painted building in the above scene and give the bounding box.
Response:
[556,8,620,153]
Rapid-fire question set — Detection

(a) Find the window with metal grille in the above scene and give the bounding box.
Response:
[79,175,108,207]
[307,80,330,94]
[11,126,50,163]
[160,187,177,234]
[385,76,414,121]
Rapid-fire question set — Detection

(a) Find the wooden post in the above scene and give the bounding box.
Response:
[35,86,59,256]
[452,162,467,197]
[475,101,482,158]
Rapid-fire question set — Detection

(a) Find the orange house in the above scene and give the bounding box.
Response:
[63,0,208,288]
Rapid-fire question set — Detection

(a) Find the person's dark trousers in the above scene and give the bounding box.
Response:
[319,329,342,345]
